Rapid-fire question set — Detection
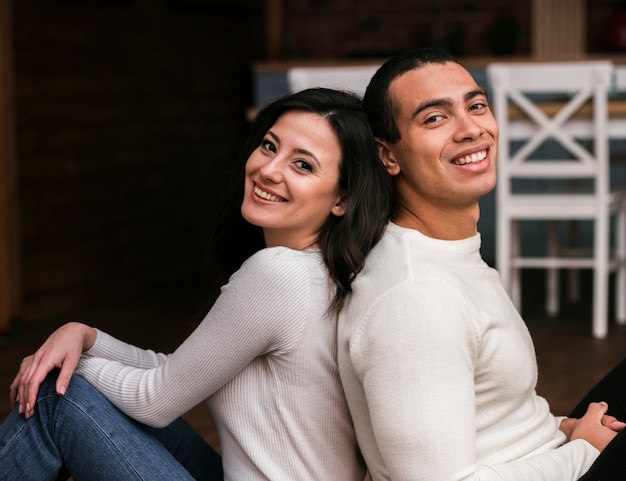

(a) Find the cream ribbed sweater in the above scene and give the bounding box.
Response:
[76,246,365,481]
[338,223,599,481]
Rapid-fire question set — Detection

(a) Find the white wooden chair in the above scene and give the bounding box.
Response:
[487,61,626,338]
[286,65,379,96]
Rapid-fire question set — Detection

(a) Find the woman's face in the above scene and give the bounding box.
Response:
[241,110,347,249]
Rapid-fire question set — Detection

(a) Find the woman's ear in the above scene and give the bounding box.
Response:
[331,191,348,217]
[376,138,400,176]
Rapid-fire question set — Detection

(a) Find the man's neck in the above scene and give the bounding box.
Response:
[393,203,480,240]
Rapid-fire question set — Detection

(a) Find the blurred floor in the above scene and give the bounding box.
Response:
[1,269,626,470]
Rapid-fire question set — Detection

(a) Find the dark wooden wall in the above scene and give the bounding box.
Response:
[11,0,263,325]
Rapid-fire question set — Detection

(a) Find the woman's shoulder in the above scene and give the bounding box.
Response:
[234,247,325,287]
[243,246,322,270]
[224,248,327,337]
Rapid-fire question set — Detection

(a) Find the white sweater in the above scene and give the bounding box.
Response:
[338,223,599,481]
[76,247,365,481]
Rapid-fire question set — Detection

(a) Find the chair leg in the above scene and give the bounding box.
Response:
[593,215,610,339]
[568,269,580,304]
[567,220,580,304]
[617,202,626,324]
[546,221,559,317]
[510,220,521,311]
[497,215,514,305]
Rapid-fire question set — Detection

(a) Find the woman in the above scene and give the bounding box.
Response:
[0,88,394,481]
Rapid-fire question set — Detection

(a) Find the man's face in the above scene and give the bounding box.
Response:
[380,61,498,214]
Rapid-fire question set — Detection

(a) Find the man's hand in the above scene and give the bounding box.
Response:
[560,402,621,452]
[9,322,97,418]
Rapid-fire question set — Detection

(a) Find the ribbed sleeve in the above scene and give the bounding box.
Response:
[77,246,365,481]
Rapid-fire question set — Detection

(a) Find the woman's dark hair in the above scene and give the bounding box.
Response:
[209,87,394,315]
[364,48,459,143]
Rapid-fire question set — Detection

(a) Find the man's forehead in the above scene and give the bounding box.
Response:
[390,62,479,109]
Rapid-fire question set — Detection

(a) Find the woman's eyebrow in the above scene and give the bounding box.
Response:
[293,148,321,168]
[267,130,280,143]
[267,129,321,168]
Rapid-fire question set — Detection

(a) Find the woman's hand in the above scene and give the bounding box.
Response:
[9,322,97,418]
[560,402,621,452]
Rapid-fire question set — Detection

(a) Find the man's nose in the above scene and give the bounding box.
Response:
[454,114,483,141]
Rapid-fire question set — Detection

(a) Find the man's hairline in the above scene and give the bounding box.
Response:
[384,60,473,143]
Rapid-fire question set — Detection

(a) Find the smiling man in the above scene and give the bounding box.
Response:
[337,48,625,481]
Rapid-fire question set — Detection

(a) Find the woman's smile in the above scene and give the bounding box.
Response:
[253,183,286,203]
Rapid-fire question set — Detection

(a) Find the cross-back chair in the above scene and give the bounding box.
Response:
[487,61,626,338]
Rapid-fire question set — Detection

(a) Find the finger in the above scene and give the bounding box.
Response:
[56,357,79,396]
[24,354,62,416]
[586,401,609,422]
[15,358,34,414]
[605,417,626,431]
[9,382,17,409]
[9,371,21,409]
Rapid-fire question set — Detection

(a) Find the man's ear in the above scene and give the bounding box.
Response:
[375,138,400,176]
[331,191,348,217]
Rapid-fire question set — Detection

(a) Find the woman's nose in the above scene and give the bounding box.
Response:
[259,156,283,183]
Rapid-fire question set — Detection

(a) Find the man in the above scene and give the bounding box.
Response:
[338,48,625,481]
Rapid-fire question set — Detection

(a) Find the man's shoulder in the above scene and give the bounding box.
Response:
[355,225,411,284]
[342,225,414,320]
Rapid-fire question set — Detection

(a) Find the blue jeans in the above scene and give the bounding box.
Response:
[0,372,223,481]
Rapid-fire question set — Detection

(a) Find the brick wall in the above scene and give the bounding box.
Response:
[12,0,263,323]
[283,0,531,59]
[281,0,620,60]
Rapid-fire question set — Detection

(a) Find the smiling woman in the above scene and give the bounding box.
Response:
[0,87,394,481]
[242,110,347,250]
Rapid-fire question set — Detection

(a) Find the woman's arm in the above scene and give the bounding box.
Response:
[74,248,316,427]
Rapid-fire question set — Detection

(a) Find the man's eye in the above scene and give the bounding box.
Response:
[295,160,313,172]
[470,102,487,111]
[425,114,444,124]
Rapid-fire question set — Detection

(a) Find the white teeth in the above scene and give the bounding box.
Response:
[254,185,285,202]
[454,150,487,165]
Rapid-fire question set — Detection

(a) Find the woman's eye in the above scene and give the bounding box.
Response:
[294,159,313,172]
[261,139,277,152]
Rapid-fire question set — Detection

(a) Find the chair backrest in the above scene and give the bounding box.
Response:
[486,61,614,200]
[286,65,380,96]
[614,65,626,91]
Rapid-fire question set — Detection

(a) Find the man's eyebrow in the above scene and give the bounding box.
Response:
[412,98,452,118]
[465,88,488,102]
[411,88,488,119]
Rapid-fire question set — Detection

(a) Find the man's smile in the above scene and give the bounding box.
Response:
[451,149,487,165]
